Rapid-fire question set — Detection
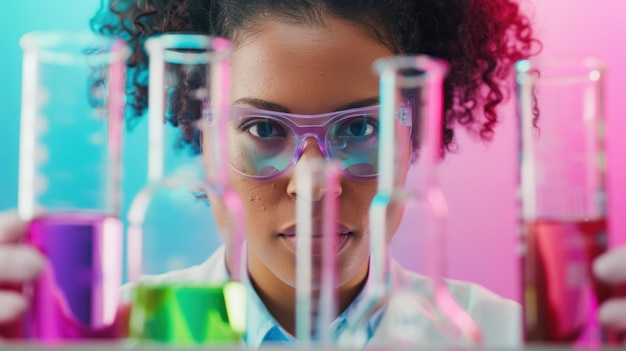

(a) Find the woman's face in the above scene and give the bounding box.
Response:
[205,16,410,289]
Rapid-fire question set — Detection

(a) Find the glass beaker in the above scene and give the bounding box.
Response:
[516,56,613,346]
[18,30,129,342]
[340,55,482,349]
[126,33,246,346]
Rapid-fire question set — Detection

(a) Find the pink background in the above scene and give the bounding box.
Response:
[392,0,626,302]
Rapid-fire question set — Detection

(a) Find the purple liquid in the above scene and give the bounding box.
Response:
[522,218,607,344]
[25,212,123,342]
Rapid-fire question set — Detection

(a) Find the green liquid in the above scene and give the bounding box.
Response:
[130,282,246,345]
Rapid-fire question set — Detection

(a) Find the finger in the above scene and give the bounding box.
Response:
[593,247,626,284]
[599,298,626,330]
[0,246,45,282]
[0,291,27,324]
[0,211,26,244]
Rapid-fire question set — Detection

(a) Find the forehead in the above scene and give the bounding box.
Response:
[230,17,394,114]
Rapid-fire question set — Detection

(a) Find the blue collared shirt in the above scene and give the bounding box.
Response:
[242,253,386,347]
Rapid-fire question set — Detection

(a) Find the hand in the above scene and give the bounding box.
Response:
[593,246,626,336]
[0,211,132,340]
[0,211,45,337]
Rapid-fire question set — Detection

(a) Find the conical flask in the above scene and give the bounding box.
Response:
[340,55,482,349]
[125,33,246,346]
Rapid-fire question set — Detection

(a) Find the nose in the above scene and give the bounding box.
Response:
[286,138,343,200]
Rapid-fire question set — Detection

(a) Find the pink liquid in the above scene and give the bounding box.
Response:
[25,212,123,343]
[522,218,615,344]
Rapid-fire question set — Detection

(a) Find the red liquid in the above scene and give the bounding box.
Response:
[522,218,618,344]
[24,212,123,343]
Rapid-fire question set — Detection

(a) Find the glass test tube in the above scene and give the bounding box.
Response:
[294,159,341,345]
[18,30,129,342]
[517,57,618,346]
[126,34,246,346]
[342,55,481,348]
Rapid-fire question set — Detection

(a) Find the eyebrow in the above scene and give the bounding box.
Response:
[232,97,380,113]
[335,97,380,111]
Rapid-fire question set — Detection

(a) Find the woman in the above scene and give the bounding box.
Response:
[2,0,625,346]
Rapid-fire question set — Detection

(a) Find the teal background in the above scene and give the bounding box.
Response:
[0,0,222,281]
[0,0,102,211]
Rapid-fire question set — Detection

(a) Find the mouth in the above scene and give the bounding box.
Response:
[278,224,354,255]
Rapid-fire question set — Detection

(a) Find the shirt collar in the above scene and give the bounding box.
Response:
[238,249,389,348]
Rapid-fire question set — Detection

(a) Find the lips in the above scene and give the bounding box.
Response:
[278,223,354,255]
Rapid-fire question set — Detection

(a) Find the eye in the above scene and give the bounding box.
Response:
[336,116,377,137]
[242,119,286,138]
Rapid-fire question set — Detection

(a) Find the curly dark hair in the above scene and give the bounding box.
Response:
[92,0,540,151]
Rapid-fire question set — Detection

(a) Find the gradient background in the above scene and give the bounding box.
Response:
[0,0,624,302]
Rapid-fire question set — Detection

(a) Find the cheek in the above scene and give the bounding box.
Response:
[215,171,288,235]
[343,177,407,243]
[231,177,284,214]
[341,180,377,226]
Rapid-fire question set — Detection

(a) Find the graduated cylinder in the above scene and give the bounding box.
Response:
[18,30,129,342]
[517,57,611,345]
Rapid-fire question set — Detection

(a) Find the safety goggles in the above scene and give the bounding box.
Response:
[204,105,412,181]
